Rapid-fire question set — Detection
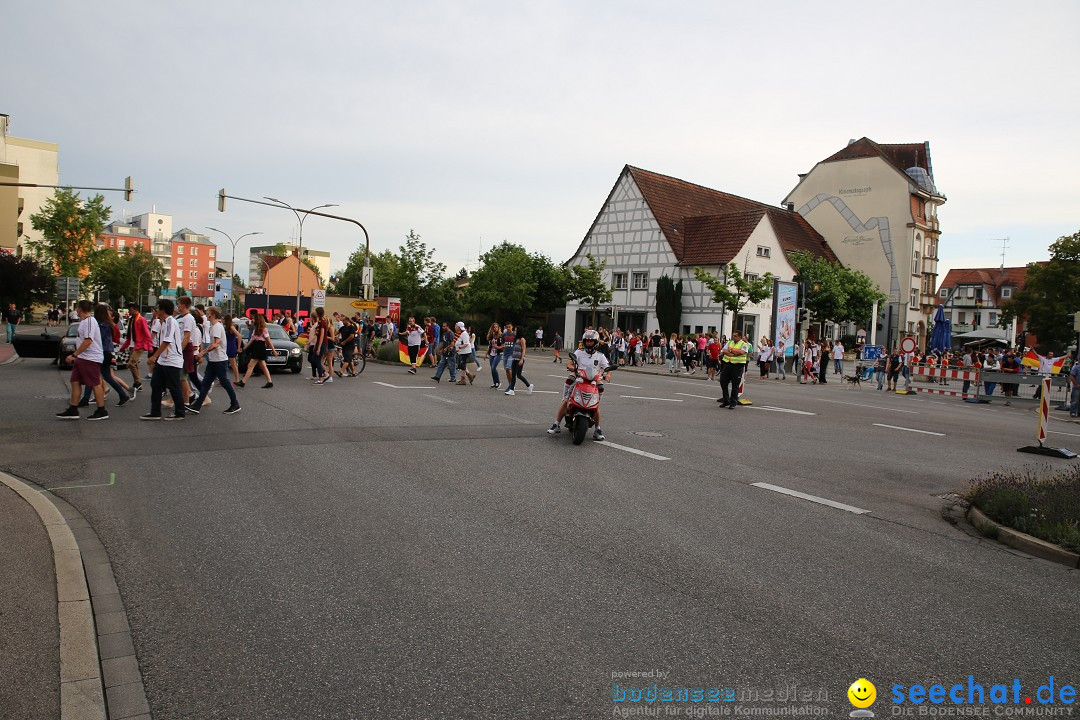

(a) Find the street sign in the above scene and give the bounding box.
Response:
[361,267,373,285]
[312,289,326,308]
[350,300,379,310]
[900,337,916,354]
[862,345,883,361]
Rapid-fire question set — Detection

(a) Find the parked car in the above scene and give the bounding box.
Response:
[58,323,80,369]
[238,322,303,374]
[11,325,67,365]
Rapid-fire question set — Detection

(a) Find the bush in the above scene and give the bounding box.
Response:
[964,465,1080,552]
[377,341,401,363]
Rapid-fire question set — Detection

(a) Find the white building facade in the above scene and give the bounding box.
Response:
[563,166,837,344]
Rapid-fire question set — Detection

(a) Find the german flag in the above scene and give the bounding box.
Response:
[1052,356,1067,375]
[1021,350,1041,369]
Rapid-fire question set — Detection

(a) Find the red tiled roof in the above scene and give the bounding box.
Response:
[627,166,763,259]
[764,208,838,263]
[821,137,933,179]
[937,265,1043,294]
[263,255,286,271]
[681,210,766,265]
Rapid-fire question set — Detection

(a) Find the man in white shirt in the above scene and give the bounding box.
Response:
[535,326,543,349]
[453,321,476,385]
[832,341,845,374]
[177,296,200,403]
[187,307,240,415]
[56,300,108,420]
[142,299,187,420]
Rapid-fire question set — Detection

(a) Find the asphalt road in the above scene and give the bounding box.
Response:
[2,354,1078,719]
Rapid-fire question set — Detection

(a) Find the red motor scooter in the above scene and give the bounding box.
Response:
[565,363,604,445]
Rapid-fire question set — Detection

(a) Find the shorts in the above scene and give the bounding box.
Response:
[503,353,514,370]
[183,344,196,373]
[408,344,419,364]
[70,357,101,387]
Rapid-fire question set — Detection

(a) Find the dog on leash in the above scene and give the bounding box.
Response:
[843,374,862,388]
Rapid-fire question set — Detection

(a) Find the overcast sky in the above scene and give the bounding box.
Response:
[9,1,1079,283]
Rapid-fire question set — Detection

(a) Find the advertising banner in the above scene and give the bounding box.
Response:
[387,297,401,326]
[772,280,798,357]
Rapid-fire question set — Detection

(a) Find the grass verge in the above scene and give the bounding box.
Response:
[964,465,1080,553]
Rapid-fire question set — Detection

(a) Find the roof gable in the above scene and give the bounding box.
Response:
[681,210,767,266]
[936,265,1045,295]
[821,137,936,188]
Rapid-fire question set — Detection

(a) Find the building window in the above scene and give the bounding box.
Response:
[176,269,183,278]
[206,272,214,280]
[958,311,966,323]
[910,289,919,308]
[939,288,948,298]
[632,271,648,290]
[989,312,997,326]
[612,273,627,290]
[208,261,215,270]
[188,282,196,290]
[912,251,920,276]
[189,270,198,279]
[744,273,759,283]
[966,287,975,299]
[189,258,197,267]
[209,249,216,258]
[1001,287,1013,299]
[208,283,215,292]
[177,245,184,255]
[756,246,771,258]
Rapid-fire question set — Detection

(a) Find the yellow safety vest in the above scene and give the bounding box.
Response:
[722,340,752,364]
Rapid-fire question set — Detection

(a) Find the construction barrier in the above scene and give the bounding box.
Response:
[901,364,981,399]
[1018,377,1077,458]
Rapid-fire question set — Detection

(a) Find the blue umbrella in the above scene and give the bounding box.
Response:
[928,304,950,354]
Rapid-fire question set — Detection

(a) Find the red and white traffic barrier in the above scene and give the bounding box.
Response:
[915,364,979,380]
[909,387,978,398]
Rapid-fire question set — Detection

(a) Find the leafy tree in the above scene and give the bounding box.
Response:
[465,242,538,320]
[28,189,111,277]
[1001,230,1080,352]
[694,262,774,321]
[0,253,55,310]
[232,274,246,291]
[175,285,188,298]
[396,230,447,310]
[654,275,682,335]
[87,248,166,307]
[788,251,886,325]
[529,252,570,314]
[566,253,612,327]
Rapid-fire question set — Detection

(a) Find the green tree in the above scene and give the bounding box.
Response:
[1001,230,1080,351]
[694,263,774,322]
[0,253,55,310]
[528,252,570,314]
[566,253,612,327]
[28,189,111,277]
[175,285,188,298]
[465,242,538,320]
[654,275,683,335]
[87,248,166,307]
[788,251,886,325]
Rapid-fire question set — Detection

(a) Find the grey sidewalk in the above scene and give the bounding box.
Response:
[0,481,60,719]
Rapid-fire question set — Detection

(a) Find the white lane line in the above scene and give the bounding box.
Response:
[599,441,670,461]
[666,379,704,385]
[527,390,560,394]
[494,413,535,425]
[423,394,457,404]
[373,381,428,389]
[621,396,683,402]
[873,423,945,436]
[748,405,817,416]
[547,374,642,389]
[1048,430,1080,438]
[676,392,717,400]
[752,482,870,515]
[818,398,919,414]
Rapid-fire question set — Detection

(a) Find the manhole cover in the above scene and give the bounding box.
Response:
[629,431,664,437]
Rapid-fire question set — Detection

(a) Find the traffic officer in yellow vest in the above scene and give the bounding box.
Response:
[717,329,753,408]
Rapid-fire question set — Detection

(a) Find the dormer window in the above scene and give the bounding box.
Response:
[1001,287,1013,299]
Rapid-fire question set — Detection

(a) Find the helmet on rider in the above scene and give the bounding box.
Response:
[582,329,599,353]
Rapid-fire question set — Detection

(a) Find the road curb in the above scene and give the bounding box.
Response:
[0,471,152,719]
[0,471,106,720]
[967,505,1080,569]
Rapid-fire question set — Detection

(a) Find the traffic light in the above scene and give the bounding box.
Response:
[217,188,226,212]
[124,176,134,201]
[799,307,811,324]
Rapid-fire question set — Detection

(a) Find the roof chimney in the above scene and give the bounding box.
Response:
[0,114,8,138]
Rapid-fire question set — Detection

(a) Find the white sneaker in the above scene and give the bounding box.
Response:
[504,389,515,396]
[546,423,560,435]
[527,384,534,395]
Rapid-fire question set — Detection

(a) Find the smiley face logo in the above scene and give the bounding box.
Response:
[848,678,876,709]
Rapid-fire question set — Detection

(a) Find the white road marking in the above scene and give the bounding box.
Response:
[598,441,670,461]
[527,390,560,394]
[1048,430,1080,438]
[818,398,919,414]
[547,374,641,389]
[373,382,428,389]
[747,405,816,416]
[667,379,705,385]
[494,413,535,425]
[752,482,870,515]
[423,394,457,404]
[873,423,945,436]
[621,396,683,402]
[676,392,717,400]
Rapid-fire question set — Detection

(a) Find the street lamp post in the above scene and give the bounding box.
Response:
[206,227,263,315]
[257,256,271,316]
[136,270,153,313]
[262,198,336,318]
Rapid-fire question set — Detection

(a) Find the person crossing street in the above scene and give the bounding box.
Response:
[717,329,752,408]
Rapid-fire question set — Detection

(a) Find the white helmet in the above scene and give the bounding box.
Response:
[582,329,599,352]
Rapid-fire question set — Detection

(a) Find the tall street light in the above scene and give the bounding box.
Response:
[263,198,336,318]
[206,227,262,315]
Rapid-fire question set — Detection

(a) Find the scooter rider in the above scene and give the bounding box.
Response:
[548,329,612,440]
